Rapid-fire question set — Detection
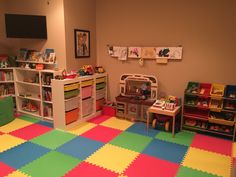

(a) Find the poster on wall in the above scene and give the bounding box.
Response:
[141,47,156,59]
[155,47,183,59]
[74,29,90,58]
[128,47,141,58]
[108,46,127,60]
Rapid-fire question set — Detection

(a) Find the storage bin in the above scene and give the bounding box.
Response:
[65,108,79,125]
[209,98,223,112]
[65,96,79,112]
[96,88,106,100]
[96,82,106,90]
[96,77,106,84]
[199,83,212,96]
[81,80,93,87]
[224,85,236,99]
[64,89,79,99]
[96,98,105,111]
[82,86,93,99]
[210,83,225,97]
[82,98,93,116]
[185,82,199,94]
[102,103,116,116]
[64,83,79,91]
[184,107,209,119]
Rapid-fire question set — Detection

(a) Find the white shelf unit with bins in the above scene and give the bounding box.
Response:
[14,67,61,122]
[0,67,15,97]
[52,73,107,130]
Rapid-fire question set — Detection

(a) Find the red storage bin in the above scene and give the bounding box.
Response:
[65,108,79,125]
[102,103,116,116]
[199,83,212,96]
[96,98,105,111]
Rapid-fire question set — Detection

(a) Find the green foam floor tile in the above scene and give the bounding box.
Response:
[18,115,39,123]
[31,130,76,149]
[110,131,152,152]
[20,151,81,177]
[155,131,195,146]
[176,166,219,177]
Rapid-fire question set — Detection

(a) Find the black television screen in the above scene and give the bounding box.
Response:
[5,14,47,39]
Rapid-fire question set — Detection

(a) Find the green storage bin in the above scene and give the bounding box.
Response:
[64,89,79,99]
[0,96,15,126]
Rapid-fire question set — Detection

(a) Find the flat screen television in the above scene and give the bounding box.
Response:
[5,14,47,39]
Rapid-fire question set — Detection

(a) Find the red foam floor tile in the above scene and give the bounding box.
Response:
[0,162,15,176]
[9,123,52,140]
[0,131,4,135]
[64,162,118,177]
[191,134,232,156]
[81,125,122,143]
[88,115,112,124]
[124,154,179,177]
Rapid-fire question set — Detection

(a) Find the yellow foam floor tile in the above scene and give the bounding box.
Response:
[67,122,97,135]
[0,119,32,133]
[85,144,139,173]
[233,142,236,158]
[6,170,30,177]
[182,147,232,177]
[100,117,134,131]
[0,134,25,152]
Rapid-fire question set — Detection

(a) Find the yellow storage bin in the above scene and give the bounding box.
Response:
[81,80,93,87]
[64,83,79,91]
[210,84,225,97]
[96,77,106,84]
[209,98,223,112]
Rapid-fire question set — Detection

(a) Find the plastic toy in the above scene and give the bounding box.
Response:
[78,65,94,76]
[95,66,105,73]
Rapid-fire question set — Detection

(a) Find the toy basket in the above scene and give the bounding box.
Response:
[64,89,79,99]
[209,98,223,112]
[184,107,209,119]
[199,83,212,96]
[96,88,106,100]
[82,98,93,116]
[185,82,200,94]
[81,80,93,87]
[96,82,106,90]
[96,98,105,111]
[96,77,106,84]
[64,83,79,91]
[81,86,93,99]
[65,96,79,112]
[224,85,236,99]
[65,108,79,125]
[210,83,225,97]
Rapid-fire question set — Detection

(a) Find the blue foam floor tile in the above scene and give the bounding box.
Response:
[37,121,53,128]
[0,142,50,168]
[126,122,159,138]
[56,136,104,160]
[142,139,188,164]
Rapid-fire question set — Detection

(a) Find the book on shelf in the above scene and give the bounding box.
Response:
[0,71,14,81]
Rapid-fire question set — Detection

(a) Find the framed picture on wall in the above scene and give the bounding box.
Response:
[74,29,90,58]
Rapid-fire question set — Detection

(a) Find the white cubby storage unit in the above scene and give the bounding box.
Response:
[0,67,15,97]
[14,68,61,122]
[52,73,107,130]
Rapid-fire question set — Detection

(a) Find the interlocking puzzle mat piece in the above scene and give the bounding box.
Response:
[57,136,104,160]
[110,131,152,152]
[81,125,122,143]
[0,142,50,168]
[85,144,139,174]
[182,147,232,177]
[155,131,195,146]
[191,134,232,156]
[176,166,219,177]
[0,161,15,177]
[64,162,118,177]
[20,151,81,177]
[126,122,159,137]
[18,115,39,123]
[0,119,32,133]
[6,170,30,177]
[0,134,25,153]
[68,122,97,135]
[88,115,112,124]
[143,139,188,164]
[31,129,76,149]
[233,142,236,158]
[10,123,52,140]
[100,117,134,131]
[124,154,179,177]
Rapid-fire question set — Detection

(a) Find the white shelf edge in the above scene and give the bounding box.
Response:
[17,95,41,102]
[16,60,55,65]
[0,81,14,83]
[16,81,40,86]
[44,100,52,104]
[18,109,41,118]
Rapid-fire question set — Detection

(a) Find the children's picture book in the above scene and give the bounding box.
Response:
[44,49,54,62]
[155,47,183,59]
[128,47,141,58]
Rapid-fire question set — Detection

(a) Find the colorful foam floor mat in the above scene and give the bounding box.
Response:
[0,115,235,177]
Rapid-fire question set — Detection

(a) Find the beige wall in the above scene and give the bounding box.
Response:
[96,0,236,101]
[64,0,96,71]
[0,0,67,69]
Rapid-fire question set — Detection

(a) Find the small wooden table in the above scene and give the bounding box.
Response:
[146,106,181,137]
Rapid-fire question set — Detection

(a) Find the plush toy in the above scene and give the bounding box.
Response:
[78,65,94,76]
[95,66,105,73]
